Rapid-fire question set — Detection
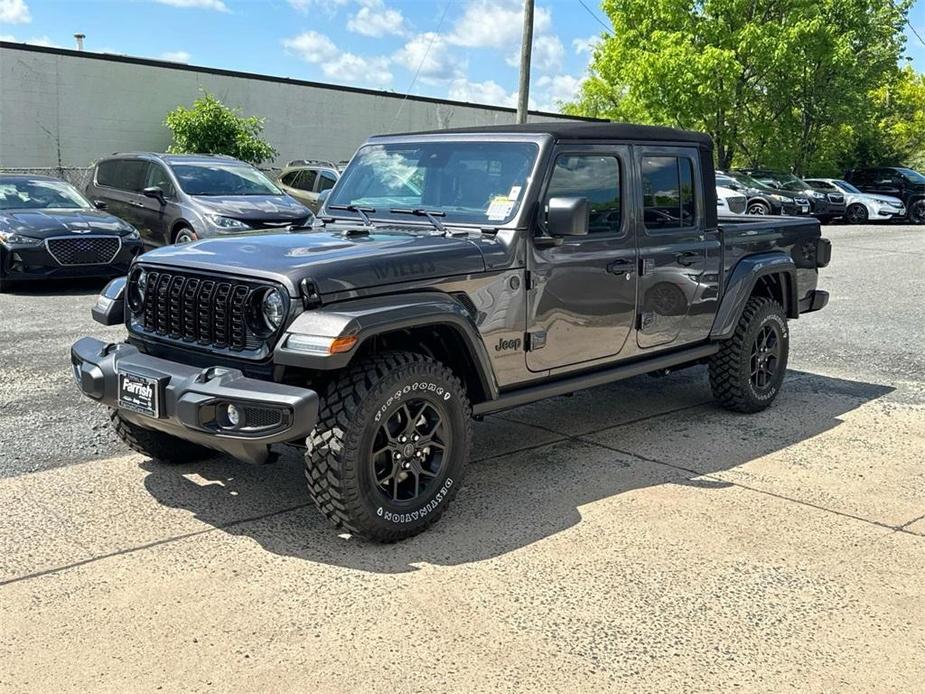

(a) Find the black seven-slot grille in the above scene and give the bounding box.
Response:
[47,236,121,265]
[136,269,274,352]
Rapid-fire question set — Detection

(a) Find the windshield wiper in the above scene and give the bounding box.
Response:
[389,207,447,232]
[328,204,376,228]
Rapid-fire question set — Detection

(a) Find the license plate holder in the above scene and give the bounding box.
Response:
[118,371,162,418]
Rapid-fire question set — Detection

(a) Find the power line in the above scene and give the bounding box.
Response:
[889,0,925,49]
[576,0,612,35]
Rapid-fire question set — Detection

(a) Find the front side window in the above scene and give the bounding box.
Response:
[545,154,622,234]
[328,141,539,225]
[641,155,698,230]
[896,167,925,183]
[0,178,91,210]
[170,162,282,196]
[144,164,175,197]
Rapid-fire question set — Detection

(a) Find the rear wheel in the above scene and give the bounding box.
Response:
[845,203,868,225]
[709,297,789,413]
[305,351,471,542]
[110,410,214,463]
[747,200,770,215]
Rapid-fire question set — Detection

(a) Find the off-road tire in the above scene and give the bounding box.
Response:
[305,351,472,542]
[110,409,214,463]
[709,297,789,413]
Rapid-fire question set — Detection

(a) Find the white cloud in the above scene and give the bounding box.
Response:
[161,50,191,62]
[448,78,517,107]
[447,0,551,49]
[282,30,392,87]
[347,0,406,37]
[507,33,563,72]
[392,32,463,84]
[534,73,584,111]
[1,33,60,47]
[573,34,600,55]
[153,0,228,11]
[0,33,15,41]
[288,0,348,14]
[0,0,30,24]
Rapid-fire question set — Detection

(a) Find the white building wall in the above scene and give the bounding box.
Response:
[0,43,587,168]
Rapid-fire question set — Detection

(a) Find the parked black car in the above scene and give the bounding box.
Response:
[717,172,810,216]
[0,175,142,291]
[85,153,314,247]
[844,166,925,224]
[736,169,846,223]
[73,122,830,542]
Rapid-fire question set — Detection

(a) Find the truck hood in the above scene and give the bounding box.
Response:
[137,227,487,295]
[0,208,135,238]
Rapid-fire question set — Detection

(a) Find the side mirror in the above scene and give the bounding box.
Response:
[142,186,166,205]
[93,200,108,210]
[547,196,589,236]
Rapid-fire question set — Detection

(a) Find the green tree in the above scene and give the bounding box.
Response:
[564,0,914,174]
[164,92,278,166]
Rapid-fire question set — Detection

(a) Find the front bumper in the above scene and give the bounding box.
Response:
[1,237,142,281]
[70,337,319,464]
[799,289,829,314]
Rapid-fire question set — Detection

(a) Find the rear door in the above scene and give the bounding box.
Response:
[526,145,637,372]
[635,148,721,349]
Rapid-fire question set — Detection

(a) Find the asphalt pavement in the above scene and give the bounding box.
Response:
[0,224,922,693]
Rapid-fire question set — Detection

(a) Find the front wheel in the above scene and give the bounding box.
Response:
[909,199,925,225]
[845,203,868,225]
[709,297,789,413]
[747,201,770,216]
[305,352,472,542]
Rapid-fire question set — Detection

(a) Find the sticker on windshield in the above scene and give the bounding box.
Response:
[508,185,522,200]
[487,196,515,221]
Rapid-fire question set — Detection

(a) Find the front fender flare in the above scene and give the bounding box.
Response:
[711,253,797,340]
[274,292,499,400]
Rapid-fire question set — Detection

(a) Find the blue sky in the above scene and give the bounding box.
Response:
[1,0,923,113]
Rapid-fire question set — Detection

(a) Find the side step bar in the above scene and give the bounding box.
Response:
[473,343,719,416]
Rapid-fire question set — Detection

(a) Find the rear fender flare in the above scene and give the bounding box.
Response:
[711,253,797,340]
[274,292,499,401]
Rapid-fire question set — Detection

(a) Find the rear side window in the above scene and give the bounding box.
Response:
[641,155,697,230]
[545,154,622,234]
[295,169,318,191]
[95,159,147,192]
[318,171,337,192]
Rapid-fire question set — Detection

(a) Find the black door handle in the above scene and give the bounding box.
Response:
[607,258,635,275]
[676,251,699,266]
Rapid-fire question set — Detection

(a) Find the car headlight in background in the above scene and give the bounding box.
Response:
[125,228,141,240]
[0,232,42,246]
[127,266,147,312]
[261,288,285,331]
[206,214,250,230]
[771,194,794,204]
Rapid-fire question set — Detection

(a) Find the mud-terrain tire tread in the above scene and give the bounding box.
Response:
[305,351,471,542]
[110,409,214,463]
[709,297,788,414]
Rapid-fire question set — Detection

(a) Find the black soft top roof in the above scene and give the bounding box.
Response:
[378,121,713,147]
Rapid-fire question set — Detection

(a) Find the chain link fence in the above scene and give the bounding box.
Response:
[0,167,95,190]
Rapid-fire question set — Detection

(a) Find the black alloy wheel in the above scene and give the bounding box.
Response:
[909,199,925,225]
[749,323,782,393]
[371,398,450,503]
[845,203,868,225]
[747,201,770,215]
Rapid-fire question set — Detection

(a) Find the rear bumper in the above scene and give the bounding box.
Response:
[70,337,319,464]
[799,289,829,314]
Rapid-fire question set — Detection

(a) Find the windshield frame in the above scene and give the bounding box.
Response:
[0,177,93,211]
[168,161,283,197]
[832,180,862,194]
[324,133,552,229]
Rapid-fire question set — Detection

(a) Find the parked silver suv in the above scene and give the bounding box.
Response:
[86,153,313,247]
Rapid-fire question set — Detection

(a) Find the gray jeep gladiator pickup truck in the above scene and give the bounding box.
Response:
[72,122,831,541]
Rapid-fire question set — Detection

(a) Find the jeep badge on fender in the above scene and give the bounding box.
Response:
[71,122,830,542]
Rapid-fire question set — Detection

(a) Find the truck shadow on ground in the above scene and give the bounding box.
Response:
[5,277,109,296]
[140,368,893,573]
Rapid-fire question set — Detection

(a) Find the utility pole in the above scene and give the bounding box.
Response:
[516,0,534,124]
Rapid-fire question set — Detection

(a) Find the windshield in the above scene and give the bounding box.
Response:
[327,141,539,225]
[170,163,282,196]
[833,180,861,194]
[0,178,91,211]
[729,173,767,190]
[897,167,925,183]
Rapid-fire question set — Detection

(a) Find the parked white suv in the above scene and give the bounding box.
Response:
[804,178,906,224]
[716,185,747,215]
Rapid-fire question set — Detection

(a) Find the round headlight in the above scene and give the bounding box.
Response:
[128,267,147,312]
[261,288,285,330]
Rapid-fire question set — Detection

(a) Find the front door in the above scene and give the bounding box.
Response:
[133,163,176,245]
[526,146,637,372]
[635,148,721,348]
